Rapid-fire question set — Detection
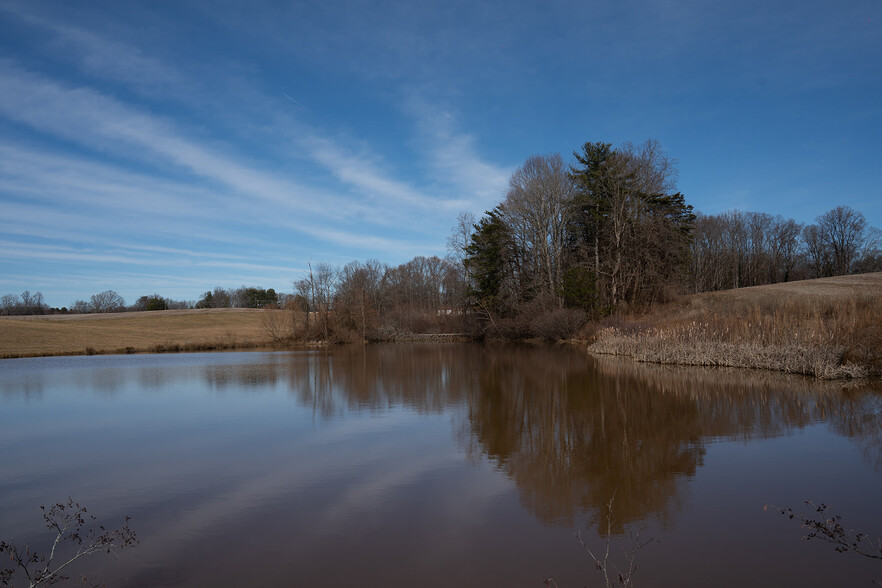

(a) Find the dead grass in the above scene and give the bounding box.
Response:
[585,273,882,379]
[0,308,290,359]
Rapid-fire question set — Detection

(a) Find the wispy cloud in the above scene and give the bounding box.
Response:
[0,60,340,217]
[300,133,439,210]
[405,96,512,212]
[1,3,186,95]
[0,60,440,257]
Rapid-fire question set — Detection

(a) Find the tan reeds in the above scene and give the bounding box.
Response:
[587,275,882,379]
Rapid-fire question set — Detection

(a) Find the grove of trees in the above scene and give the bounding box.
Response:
[0,291,48,316]
[462,141,696,337]
[196,286,278,309]
[458,140,879,339]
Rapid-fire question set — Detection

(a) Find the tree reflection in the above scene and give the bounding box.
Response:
[278,345,477,417]
[820,390,882,470]
[465,350,882,534]
[190,346,882,532]
[465,347,704,533]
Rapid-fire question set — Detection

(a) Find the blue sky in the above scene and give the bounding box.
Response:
[1,0,879,308]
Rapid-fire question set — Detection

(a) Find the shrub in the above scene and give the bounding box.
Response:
[530,308,587,341]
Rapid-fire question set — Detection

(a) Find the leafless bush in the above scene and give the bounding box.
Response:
[0,498,137,587]
[260,308,296,343]
[494,314,533,340]
[530,308,586,341]
[546,495,654,588]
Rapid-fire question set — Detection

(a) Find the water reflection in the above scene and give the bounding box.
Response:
[1,347,881,587]
[183,345,882,532]
[202,346,475,415]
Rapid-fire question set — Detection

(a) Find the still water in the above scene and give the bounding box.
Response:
[1,344,880,587]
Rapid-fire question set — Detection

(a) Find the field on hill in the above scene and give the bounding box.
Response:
[587,273,882,378]
[0,308,288,358]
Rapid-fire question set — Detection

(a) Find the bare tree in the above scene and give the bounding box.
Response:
[89,290,125,313]
[817,205,870,275]
[594,150,639,306]
[295,262,338,339]
[769,215,804,282]
[499,153,576,302]
[446,211,476,266]
[7,291,49,316]
[568,494,654,588]
[855,227,882,273]
[69,300,90,314]
[1,293,20,316]
[690,213,730,292]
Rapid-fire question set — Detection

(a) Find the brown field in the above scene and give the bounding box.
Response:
[586,273,882,379]
[0,308,291,359]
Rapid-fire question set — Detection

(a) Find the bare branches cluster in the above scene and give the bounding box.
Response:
[766,501,882,562]
[0,498,137,587]
[0,291,48,316]
[259,254,470,344]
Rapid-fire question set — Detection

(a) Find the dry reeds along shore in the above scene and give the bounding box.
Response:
[586,273,882,379]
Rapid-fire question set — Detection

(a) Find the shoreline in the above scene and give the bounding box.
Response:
[581,273,882,380]
[2,274,879,380]
[584,335,870,379]
[2,335,878,382]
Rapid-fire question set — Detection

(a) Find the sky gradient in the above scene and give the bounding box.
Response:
[1,0,880,307]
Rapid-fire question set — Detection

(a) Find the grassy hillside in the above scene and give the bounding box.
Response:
[586,273,882,379]
[0,308,286,358]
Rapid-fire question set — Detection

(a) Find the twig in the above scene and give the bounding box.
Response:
[765,501,882,560]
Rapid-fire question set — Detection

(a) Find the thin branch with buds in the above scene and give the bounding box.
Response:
[765,501,882,561]
[548,494,654,588]
[0,498,137,587]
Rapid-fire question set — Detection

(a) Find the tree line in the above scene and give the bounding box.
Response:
[0,286,280,316]
[3,139,879,341]
[691,206,880,292]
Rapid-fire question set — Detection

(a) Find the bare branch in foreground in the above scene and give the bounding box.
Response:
[570,494,655,587]
[765,501,882,561]
[0,498,137,587]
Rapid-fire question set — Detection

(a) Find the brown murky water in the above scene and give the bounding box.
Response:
[1,344,880,587]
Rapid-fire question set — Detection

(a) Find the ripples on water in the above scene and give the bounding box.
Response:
[1,345,880,587]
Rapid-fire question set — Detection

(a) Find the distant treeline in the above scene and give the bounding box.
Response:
[4,139,880,342]
[691,207,880,291]
[0,287,279,316]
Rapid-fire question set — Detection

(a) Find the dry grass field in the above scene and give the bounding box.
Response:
[586,273,882,379]
[0,308,290,359]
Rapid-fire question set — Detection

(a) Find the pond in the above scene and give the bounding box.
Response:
[1,344,881,587]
